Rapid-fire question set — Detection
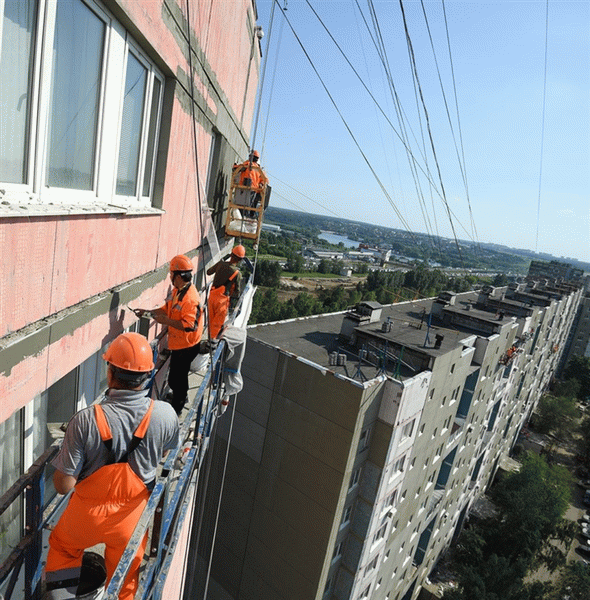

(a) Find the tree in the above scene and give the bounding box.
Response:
[545,561,590,600]
[535,395,578,439]
[447,453,572,599]
[563,356,590,400]
[489,454,571,562]
[254,259,282,288]
[493,273,509,286]
[285,252,304,273]
[317,259,330,274]
[551,378,581,400]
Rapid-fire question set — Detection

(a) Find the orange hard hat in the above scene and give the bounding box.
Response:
[250,150,260,159]
[103,332,154,372]
[170,254,193,272]
[231,245,246,259]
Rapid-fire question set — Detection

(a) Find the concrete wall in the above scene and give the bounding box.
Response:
[209,338,375,600]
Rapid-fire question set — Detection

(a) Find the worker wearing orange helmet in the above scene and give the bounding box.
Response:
[206,245,245,338]
[135,254,204,414]
[232,150,268,217]
[232,150,268,190]
[45,333,179,600]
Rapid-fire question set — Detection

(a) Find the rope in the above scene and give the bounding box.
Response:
[202,392,238,598]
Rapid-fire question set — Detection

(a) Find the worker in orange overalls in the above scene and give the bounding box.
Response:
[206,245,245,339]
[232,150,268,190]
[45,333,179,600]
[232,150,268,216]
[136,254,204,414]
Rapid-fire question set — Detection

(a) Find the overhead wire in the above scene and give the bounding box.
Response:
[412,0,471,258]
[277,2,421,246]
[396,0,464,264]
[358,0,440,255]
[274,0,479,262]
[195,3,280,593]
[351,0,404,216]
[535,0,550,252]
[357,0,445,259]
[267,171,343,217]
[260,6,286,158]
[439,0,480,251]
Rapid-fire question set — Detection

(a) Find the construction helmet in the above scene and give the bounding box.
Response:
[231,245,246,259]
[250,150,260,159]
[103,332,154,372]
[170,254,193,272]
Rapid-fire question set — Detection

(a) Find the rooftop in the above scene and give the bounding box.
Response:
[248,293,488,382]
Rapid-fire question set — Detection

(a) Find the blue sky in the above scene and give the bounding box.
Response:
[253,1,589,262]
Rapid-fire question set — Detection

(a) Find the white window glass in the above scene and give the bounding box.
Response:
[0,0,37,183]
[142,76,161,196]
[47,0,105,189]
[401,419,414,439]
[116,51,147,195]
[0,409,23,564]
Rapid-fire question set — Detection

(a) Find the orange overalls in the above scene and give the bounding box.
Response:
[45,402,154,600]
[208,270,240,339]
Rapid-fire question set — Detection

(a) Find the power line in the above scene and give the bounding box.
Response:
[535,0,550,253]
[421,0,480,251]
[277,2,419,242]
[397,0,464,264]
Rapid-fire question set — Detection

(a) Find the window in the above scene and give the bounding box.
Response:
[392,455,405,475]
[359,426,372,452]
[401,419,415,439]
[349,467,361,490]
[0,409,23,564]
[0,0,164,209]
[384,489,397,509]
[365,555,379,577]
[360,584,371,600]
[332,541,343,562]
[373,522,388,544]
[341,504,353,527]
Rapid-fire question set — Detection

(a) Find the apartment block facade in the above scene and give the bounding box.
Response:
[0,0,261,582]
[525,259,590,371]
[207,280,582,600]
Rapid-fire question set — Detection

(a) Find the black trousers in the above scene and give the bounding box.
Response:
[168,344,200,414]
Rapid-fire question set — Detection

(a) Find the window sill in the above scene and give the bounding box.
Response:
[0,200,164,218]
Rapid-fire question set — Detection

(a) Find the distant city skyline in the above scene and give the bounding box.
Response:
[254,1,589,263]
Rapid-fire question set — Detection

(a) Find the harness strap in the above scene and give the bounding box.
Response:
[94,401,154,465]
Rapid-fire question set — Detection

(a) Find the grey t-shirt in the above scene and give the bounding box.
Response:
[52,389,179,485]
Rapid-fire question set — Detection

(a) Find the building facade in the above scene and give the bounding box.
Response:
[206,281,582,600]
[0,0,262,583]
[526,260,590,371]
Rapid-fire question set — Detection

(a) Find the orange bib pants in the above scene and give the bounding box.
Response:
[208,270,239,339]
[45,402,154,600]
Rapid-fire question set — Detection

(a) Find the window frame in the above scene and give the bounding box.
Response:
[0,0,164,211]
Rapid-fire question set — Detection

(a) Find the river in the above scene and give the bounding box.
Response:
[318,231,359,249]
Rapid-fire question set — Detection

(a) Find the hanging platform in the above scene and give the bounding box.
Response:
[225,163,269,242]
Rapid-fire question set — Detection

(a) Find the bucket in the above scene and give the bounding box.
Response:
[76,552,106,599]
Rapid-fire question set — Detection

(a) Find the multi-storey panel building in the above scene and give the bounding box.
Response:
[206,281,582,600]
